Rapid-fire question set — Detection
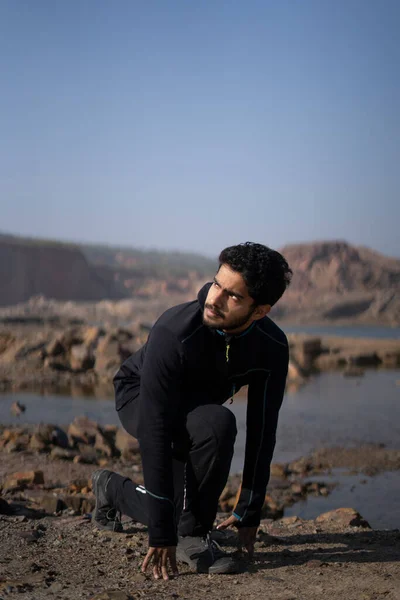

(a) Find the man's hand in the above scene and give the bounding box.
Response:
[217,515,258,558]
[141,546,179,581]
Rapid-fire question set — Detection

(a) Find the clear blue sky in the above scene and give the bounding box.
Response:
[1,0,399,257]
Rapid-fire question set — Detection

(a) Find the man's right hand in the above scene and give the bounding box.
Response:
[141,546,179,581]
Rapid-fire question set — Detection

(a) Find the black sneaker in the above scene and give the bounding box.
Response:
[176,534,238,574]
[91,469,123,533]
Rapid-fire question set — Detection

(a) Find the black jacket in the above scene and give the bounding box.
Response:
[114,283,289,547]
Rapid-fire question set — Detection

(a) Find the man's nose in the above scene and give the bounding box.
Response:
[212,288,225,307]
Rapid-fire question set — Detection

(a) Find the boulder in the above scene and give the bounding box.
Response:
[4,470,44,491]
[316,507,370,528]
[349,353,381,367]
[45,337,65,357]
[29,433,47,453]
[270,463,288,479]
[94,430,114,457]
[23,490,65,514]
[68,416,100,446]
[95,335,121,376]
[50,447,78,461]
[83,326,104,348]
[69,344,95,371]
[43,356,71,371]
[0,331,15,355]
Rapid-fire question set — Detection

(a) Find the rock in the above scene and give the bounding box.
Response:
[349,353,381,367]
[306,559,327,568]
[270,463,287,479]
[10,401,26,416]
[115,428,140,458]
[288,457,312,475]
[63,494,95,514]
[23,490,65,514]
[59,327,84,350]
[4,470,44,490]
[290,482,305,495]
[94,430,114,457]
[44,356,71,371]
[14,341,46,360]
[68,416,100,446]
[69,344,95,371]
[316,507,370,528]
[262,495,284,520]
[95,334,121,376]
[19,530,40,543]
[0,331,15,354]
[29,433,47,452]
[279,516,303,527]
[50,447,78,461]
[5,433,30,453]
[34,424,69,449]
[315,352,348,370]
[83,326,104,347]
[76,444,99,464]
[45,337,65,357]
[48,582,64,593]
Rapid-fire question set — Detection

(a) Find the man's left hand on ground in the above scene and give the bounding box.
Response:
[217,515,258,558]
[141,546,179,580]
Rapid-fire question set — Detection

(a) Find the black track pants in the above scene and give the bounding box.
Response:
[107,403,237,538]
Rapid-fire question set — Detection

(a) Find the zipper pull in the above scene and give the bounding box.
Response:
[225,343,230,362]
[230,383,236,404]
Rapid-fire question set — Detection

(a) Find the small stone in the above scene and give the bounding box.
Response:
[306,559,326,568]
[10,401,26,416]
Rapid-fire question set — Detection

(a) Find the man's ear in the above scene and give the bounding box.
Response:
[253,304,271,320]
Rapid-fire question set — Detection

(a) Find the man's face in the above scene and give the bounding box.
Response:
[203,264,258,334]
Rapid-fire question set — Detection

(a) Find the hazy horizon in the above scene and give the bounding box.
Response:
[1,1,399,257]
[2,228,399,261]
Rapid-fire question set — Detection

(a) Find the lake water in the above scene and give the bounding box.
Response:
[1,369,399,529]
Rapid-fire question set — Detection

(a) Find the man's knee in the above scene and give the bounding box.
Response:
[186,404,237,447]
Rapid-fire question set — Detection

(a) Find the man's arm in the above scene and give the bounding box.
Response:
[137,325,184,548]
[233,349,288,527]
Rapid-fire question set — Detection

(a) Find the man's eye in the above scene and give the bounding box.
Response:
[213,281,220,288]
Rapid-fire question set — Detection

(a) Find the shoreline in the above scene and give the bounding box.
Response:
[1,320,400,396]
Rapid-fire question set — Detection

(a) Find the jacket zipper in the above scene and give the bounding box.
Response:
[225,340,235,403]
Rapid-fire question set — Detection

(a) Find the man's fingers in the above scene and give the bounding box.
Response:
[141,548,155,572]
[217,515,238,530]
[161,550,170,581]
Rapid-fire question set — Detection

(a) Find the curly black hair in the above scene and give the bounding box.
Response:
[218,242,292,306]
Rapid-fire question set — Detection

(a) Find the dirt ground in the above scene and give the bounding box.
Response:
[1,448,399,600]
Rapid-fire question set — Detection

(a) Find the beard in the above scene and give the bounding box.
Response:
[203,303,256,332]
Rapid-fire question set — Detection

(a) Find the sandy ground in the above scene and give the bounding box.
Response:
[1,447,399,600]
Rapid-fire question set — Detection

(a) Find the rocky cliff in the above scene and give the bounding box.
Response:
[0,239,124,306]
[273,241,400,325]
[0,235,399,325]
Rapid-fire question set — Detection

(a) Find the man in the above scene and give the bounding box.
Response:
[91,242,292,580]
